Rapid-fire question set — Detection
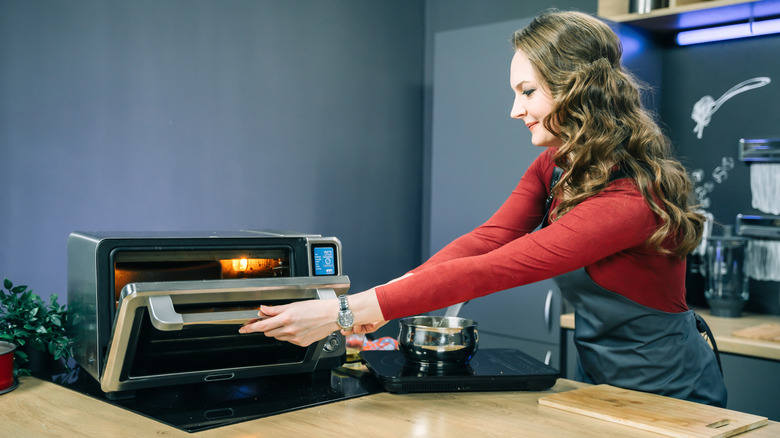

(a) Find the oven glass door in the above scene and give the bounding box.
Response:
[101,276,349,395]
[126,302,307,377]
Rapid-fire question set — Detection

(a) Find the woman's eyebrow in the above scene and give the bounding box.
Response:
[512,80,529,89]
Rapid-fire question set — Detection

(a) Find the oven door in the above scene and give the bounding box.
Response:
[100,276,349,395]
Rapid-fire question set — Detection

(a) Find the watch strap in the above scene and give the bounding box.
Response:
[338,294,349,311]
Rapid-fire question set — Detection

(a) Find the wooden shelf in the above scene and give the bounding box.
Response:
[598,0,780,32]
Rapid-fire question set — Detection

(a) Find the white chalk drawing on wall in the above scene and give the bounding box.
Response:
[691,77,771,139]
[691,156,735,210]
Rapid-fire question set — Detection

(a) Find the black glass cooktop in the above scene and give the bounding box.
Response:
[37,348,557,432]
[44,363,381,433]
[361,348,559,394]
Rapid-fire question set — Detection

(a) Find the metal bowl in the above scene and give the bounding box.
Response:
[397,316,478,366]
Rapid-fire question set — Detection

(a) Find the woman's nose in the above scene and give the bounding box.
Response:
[510,97,525,119]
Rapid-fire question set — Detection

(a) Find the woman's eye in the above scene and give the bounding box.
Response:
[522,88,535,96]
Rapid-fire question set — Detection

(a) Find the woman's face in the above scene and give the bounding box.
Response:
[510,50,561,148]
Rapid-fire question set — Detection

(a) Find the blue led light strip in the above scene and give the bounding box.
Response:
[677,17,780,45]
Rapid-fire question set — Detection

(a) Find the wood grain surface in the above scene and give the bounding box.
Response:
[733,323,780,343]
[2,377,778,438]
[539,384,768,438]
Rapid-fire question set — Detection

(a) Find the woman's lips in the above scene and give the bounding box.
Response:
[526,122,538,131]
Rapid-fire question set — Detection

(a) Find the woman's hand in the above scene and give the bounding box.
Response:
[239,299,338,347]
[239,287,388,347]
[347,320,388,335]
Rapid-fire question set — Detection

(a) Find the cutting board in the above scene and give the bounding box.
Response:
[733,323,780,343]
[538,385,768,438]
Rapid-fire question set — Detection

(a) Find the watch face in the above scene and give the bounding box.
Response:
[338,312,354,329]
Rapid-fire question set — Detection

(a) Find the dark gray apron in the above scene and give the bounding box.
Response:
[555,268,728,407]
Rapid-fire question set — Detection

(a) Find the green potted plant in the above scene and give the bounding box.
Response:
[0,278,72,375]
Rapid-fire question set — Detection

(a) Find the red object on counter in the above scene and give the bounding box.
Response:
[363,337,398,351]
[346,334,398,351]
[0,341,17,394]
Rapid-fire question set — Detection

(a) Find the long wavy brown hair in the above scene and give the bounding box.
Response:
[513,10,703,257]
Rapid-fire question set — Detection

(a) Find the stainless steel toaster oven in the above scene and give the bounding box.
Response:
[67,230,349,399]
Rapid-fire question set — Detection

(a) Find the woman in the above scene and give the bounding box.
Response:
[240,10,727,407]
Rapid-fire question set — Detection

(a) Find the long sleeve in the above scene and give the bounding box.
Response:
[377,149,688,320]
[411,148,555,272]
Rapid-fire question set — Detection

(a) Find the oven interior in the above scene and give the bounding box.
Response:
[113,247,292,305]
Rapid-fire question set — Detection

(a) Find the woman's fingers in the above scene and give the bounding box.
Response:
[239,304,286,334]
[239,300,336,347]
[347,321,387,335]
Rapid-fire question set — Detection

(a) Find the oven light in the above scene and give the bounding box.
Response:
[220,258,283,278]
[233,258,249,272]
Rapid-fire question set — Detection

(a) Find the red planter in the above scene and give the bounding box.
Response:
[0,341,17,394]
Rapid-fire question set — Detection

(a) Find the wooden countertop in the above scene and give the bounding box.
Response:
[2,376,777,437]
[560,310,780,361]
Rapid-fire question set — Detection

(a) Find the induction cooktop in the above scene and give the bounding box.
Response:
[361,348,559,394]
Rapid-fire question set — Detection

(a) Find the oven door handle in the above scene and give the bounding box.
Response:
[147,288,339,331]
[147,295,263,331]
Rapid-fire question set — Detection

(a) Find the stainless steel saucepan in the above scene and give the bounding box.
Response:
[398,316,478,365]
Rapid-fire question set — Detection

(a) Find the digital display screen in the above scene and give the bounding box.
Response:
[312,245,337,276]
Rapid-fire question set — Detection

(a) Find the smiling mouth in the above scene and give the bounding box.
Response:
[526,122,538,130]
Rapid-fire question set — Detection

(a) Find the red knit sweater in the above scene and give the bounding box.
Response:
[376,148,689,321]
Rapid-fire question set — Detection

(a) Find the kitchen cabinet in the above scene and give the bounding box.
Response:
[721,353,780,421]
[479,333,560,368]
[562,324,578,379]
[598,0,779,32]
[461,280,561,367]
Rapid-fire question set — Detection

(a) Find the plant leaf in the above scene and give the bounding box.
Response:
[15,328,29,338]
[1,278,74,369]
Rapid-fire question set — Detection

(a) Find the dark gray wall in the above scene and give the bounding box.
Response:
[661,33,780,314]
[662,35,780,223]
[0,0,424,299]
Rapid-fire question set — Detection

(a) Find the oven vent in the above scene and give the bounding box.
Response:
[739,138,780,162]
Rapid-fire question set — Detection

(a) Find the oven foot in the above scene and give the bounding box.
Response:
[105,389,137,400]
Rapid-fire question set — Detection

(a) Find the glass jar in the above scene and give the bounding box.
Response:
[704,225,750,317]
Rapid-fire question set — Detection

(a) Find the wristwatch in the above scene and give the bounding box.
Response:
[336,294,355,330]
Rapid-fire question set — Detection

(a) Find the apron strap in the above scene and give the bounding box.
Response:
[694,313,723,376]
[542,166,563,228]
[543,165,633,228]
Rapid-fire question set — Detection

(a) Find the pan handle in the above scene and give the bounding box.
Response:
[147,288,338,331]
